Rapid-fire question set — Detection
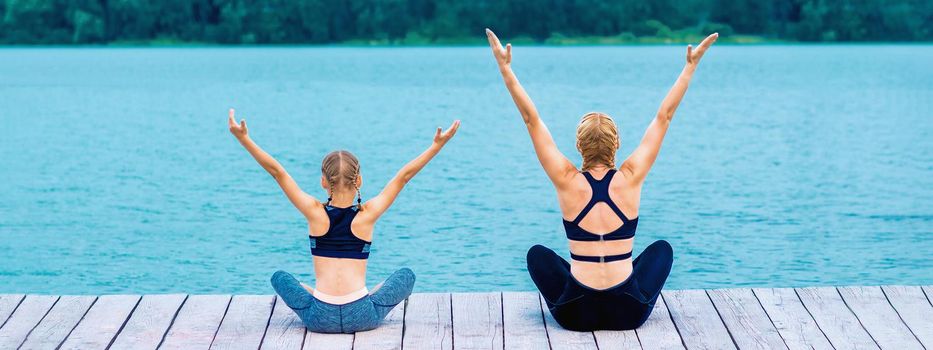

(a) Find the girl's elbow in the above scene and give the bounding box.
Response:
[394,170,415,185]
[266,165,284,179]
[400,173,415,184]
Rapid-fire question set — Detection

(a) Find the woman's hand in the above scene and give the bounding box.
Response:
[687,33,718,66]
[228,108,248,140]
[485,29,512,68]
[433,120,461,146]
[623,33,719,183]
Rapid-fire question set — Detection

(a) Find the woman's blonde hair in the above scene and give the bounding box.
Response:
[576,112,620,171]
[321,150,362,208]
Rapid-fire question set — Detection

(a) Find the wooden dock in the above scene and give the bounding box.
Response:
[0,286,930,349]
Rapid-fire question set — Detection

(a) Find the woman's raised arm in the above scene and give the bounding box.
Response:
[360,120,460,222]
[486,29,577,189]
[622,33,718,183]
[228,108,322,220]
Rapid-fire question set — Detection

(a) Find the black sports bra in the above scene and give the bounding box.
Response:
[309,205,370,260]
[562,169,638,263]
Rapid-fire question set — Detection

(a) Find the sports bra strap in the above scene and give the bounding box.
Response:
[570,251,632,263]
[606,200,629,222]
[571,169,629,224]
[571,198,600,224]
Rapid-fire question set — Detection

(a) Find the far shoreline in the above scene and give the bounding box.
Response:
[2,34,932,49]
[2,41,932,49]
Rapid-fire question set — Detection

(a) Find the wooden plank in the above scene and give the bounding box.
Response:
[838,286,923,350]
[923,286,933,305]
[752,288,832,350]
[662,290,736,350]
[796,287,878,349]
[260,296,306,350]
[634,294,684,350]
[403,293,453,350]
[0,295,25,329]
[109,294,187,349]
[0,288,926,350]
[58,294,141,350]
[303,332,352,350]
[18,296,96,350]
[451,292,503,350]
[594,329,640,350]
[354,299,405,350]
[501,292,548,350]
[0,295,58,349]
[210,295,275,350]
[160,295,232,350]
[881,286,933,348]
[708,289,787,349]
[539,294,597,350]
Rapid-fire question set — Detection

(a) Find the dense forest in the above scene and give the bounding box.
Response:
[1,0,931,45]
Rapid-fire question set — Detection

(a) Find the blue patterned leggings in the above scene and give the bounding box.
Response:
[270,268,415,333]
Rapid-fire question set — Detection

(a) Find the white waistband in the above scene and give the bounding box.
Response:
[313,287,369,305]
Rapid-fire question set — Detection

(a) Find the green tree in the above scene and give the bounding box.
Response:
[1,0,932,45]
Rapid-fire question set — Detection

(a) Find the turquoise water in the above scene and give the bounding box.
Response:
[1,46,931,294]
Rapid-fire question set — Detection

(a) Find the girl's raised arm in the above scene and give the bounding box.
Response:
[360,120,460,222]
[622,33,718,183]
[228,109,323,220]
[487,29,577,190]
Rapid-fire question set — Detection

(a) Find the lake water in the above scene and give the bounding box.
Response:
[1,45,931,294]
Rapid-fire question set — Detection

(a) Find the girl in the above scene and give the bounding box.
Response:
[485,29,717,331]
[228,109,459,333]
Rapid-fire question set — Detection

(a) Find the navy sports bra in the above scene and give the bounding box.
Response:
[309,205,371,260]
[562,169,638,263]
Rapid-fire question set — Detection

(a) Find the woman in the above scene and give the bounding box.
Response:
[228,109,459,333]
[485,29,717,331]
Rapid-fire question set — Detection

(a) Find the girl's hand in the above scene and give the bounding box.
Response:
[228,108,248,140]
[687,33,718,66]
[433,120,461,146]
[485,29,512,68]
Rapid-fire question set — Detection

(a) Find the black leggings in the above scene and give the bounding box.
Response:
[527,240,673,331]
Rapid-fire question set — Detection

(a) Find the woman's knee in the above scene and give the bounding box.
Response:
[527,244,569,272]
[527,244,554,263]
[527,244,551,256]
[646,240,673,259]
